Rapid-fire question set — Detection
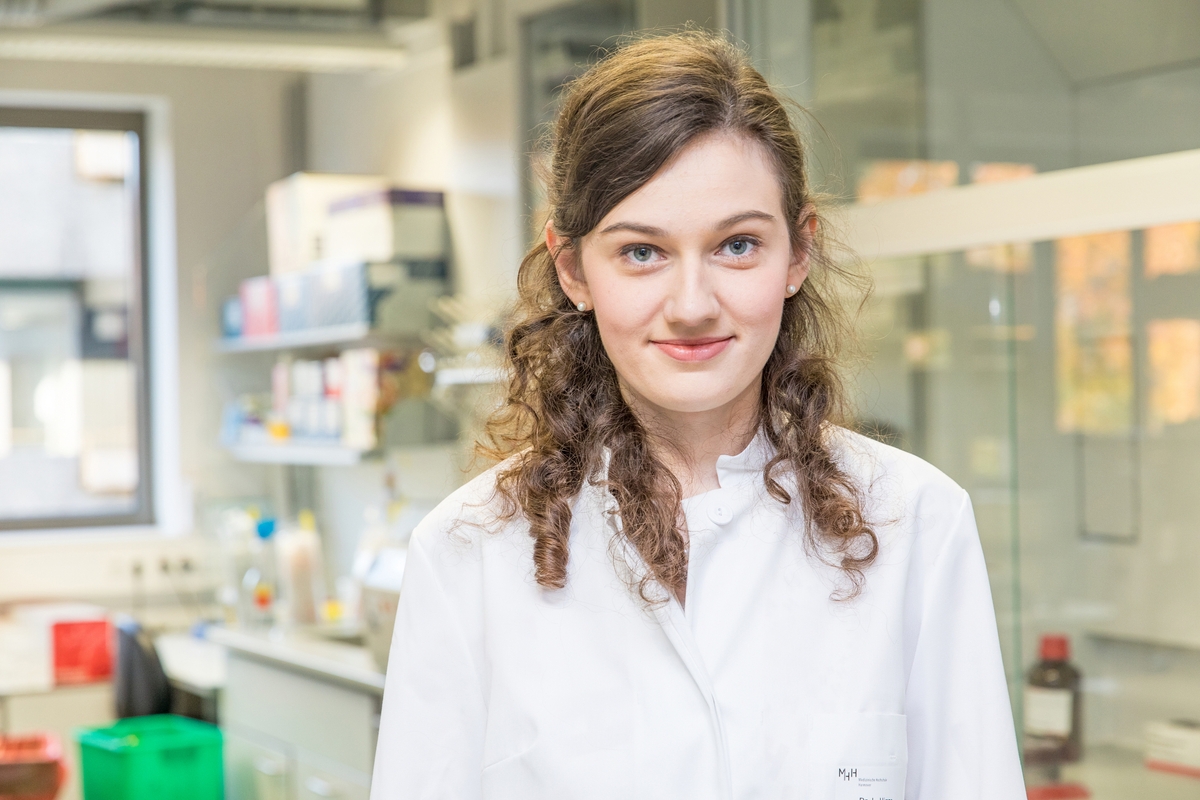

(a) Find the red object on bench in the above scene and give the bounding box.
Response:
[52,620,112,685]
[0,733,66,800]
[1027,783,1091,800]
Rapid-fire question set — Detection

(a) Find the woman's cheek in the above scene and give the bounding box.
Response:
[594,317,646,376]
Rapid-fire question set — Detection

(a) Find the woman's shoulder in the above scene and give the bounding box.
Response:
[825,425,970,515]
[824,427,978,578]
[409,453,528,556]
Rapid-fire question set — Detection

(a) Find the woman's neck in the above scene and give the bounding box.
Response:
[623,377,762,498]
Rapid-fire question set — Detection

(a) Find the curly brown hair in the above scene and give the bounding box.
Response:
[481,31,877,603]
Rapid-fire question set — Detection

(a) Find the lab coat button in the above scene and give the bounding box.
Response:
[708,504,732,525]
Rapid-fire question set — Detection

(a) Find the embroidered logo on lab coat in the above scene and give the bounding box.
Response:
[835,764,905,800]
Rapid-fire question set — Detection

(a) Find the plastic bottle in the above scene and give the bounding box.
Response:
[344,506,391,624]
[240,519,278,629]
[215,507,256,624]
[275,510,326,627]
[1024,633,1083,765]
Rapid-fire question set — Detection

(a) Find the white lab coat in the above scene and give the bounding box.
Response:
[372,428,1025,800]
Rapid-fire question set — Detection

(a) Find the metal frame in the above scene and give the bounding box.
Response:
[0,106,153,531]
[0,90,186,540]
[838,148,1200,262]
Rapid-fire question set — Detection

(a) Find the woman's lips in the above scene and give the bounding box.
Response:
[652,336,733,362]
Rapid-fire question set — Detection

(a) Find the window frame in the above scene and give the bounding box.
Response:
[0,93,185,538]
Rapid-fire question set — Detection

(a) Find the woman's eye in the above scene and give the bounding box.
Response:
[627,246,656,263]
[724,238,756,257]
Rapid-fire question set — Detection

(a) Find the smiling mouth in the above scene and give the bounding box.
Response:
[651,336,734,362]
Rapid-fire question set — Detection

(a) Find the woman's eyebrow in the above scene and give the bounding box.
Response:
[714,210,775,229]
[596,221,667,237]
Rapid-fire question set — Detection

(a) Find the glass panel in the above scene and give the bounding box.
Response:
[520,0,636,233]
[808,0,925,201]
[0,120,148,527]
[849,247,1023,705]
[855,224,1200,796]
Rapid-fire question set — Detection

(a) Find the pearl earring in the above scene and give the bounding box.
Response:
[786,284,798,295]
[576,301,587,312]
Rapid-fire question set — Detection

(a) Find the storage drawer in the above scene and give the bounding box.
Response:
[295,749,369,800]
[222,654,378,774]
[224,725,293,800]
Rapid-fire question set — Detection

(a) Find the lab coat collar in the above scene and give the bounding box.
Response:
[592,427,774,495]
[714,429,773,489]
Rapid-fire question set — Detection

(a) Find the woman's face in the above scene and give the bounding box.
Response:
[551,133,812,420]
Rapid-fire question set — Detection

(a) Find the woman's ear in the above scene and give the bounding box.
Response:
[547,224,593,310]
[788,208,819,290]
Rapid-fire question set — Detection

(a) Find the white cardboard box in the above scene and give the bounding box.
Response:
[266,172,387,276]
[325,188,448,265]
[0,620,52,693]
[1146,719,1200,778]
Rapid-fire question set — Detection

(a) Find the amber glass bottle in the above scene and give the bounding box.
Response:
[1024,634,1083,765]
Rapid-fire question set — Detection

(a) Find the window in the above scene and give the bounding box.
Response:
[0,107,152,530]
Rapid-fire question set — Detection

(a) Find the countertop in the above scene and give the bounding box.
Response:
[1027,744,1200,800]
[203,625,386,695]
[156,632,227,696]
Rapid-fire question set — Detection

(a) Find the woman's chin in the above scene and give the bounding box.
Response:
[634,386,752,418]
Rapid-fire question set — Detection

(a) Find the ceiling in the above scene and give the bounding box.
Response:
[1008,0,1200,85]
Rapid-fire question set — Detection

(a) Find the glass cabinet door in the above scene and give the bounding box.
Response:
[842,150,1200,798]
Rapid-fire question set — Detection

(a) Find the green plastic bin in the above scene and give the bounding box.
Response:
[75,715,223,800]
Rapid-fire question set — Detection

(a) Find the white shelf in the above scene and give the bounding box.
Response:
[214,323,374,353]
[226,441,376,466]
[433,365,505,388]
[1086,626,1200,653]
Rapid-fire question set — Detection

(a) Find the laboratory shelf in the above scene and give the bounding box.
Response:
[214,323,408,354]
[225,441,376,466]
[432,365,505,388]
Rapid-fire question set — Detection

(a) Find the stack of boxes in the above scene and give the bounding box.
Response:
[222,173,450,342]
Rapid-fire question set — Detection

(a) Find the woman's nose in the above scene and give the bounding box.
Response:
[662,256,720,327]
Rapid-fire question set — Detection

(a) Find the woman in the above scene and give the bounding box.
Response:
[372,31,1024,800]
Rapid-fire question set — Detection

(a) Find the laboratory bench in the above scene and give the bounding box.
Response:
[203,625,384,800]
[1027,745,1200,800]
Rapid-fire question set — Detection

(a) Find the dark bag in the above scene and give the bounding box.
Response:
[114,616,172,718]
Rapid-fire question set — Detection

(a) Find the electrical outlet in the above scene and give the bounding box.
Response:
[0,536,218,602]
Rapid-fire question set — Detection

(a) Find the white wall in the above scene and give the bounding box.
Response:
[923,0,1074,171]
[1078,64,1200,166]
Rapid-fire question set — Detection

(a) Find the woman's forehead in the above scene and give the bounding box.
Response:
[591,133,788,237]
